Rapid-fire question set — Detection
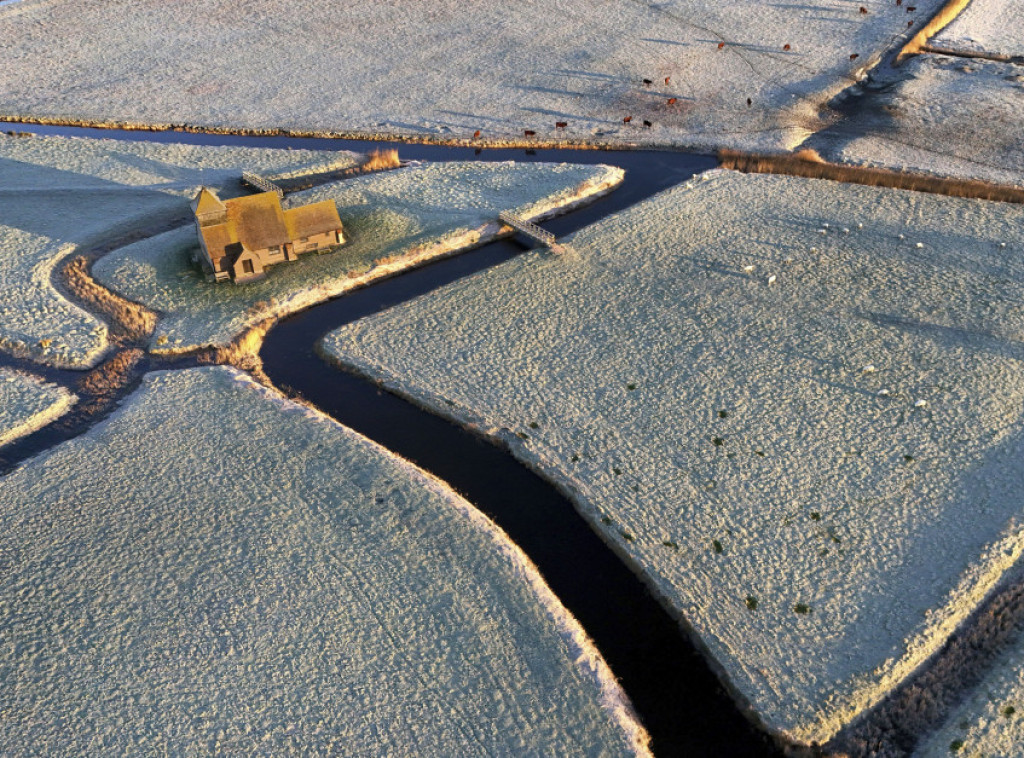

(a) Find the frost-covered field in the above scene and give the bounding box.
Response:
[0,367,75,447]
[93,161,622,354]
[323,169,1024,744]
[0,133,358,366]
[0,0,943,153]
[932,0,1024,57]
[0,365,647,755]
[914,637,1024,756]
[814,53,1024,186]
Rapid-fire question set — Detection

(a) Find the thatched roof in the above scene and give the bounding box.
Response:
[199,223,236,259]
[227,192,291,252]
[284,200,344,240]
[194,189,343,269]
[191,187,226,218]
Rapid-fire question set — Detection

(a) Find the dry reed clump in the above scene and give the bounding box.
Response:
[64,256,158,341]
[275,149,401,192]
[719,149,1024,203]
[791,148,826,164]
[897,0,974,61]
[360,149,400,172]
[196,317,275,385]
[74,348,145,415]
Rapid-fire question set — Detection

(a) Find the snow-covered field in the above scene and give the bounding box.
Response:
[0,228,110,368]
[0,368,75,447]
[0,365,648,755]
[322,169,1024,744]
[803,1,1024,185]
[0,133,358,367]
[813,53,1024,186]
[932,0,1024,57]
[0,0,944,153]
[93,160,623,354]
[914,636,1024,756]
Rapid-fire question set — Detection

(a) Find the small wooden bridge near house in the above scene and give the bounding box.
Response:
[498,211,565,253]
[241,172,284,198]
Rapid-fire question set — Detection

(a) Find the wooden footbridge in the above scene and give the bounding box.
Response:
[241,171,284,198]
[499,211,565,254]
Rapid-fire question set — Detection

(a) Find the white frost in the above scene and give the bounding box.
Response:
[914,601,1024,756]
[0,366,648,755]
[0,0,947,153]
[322,169,1024,744]
[815,54,1024,186]
[0,367,75,447]
[932,0,1024,57]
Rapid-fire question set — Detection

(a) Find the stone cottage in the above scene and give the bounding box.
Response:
[191,188,345,283]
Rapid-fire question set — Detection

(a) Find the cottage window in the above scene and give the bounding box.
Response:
[242,259,255,274]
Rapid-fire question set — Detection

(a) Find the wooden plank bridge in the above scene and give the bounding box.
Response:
[241,171,284,198]
[499,211,564,253]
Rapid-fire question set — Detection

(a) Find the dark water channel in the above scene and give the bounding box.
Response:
[5,123,782,756]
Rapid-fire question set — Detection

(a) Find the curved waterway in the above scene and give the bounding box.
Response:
[4,123,782,756]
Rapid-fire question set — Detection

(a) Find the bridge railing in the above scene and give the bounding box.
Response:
[498,211,559,249]
[241,171,285,198]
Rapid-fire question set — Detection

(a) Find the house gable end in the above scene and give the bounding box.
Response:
[192,188,228,226]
